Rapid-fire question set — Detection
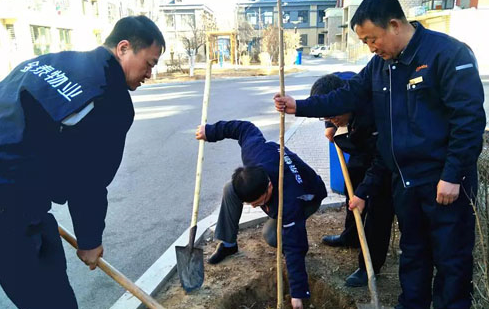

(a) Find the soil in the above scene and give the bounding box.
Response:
[154,206,401,309]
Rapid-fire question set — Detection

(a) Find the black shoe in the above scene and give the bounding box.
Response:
[345,268,369,287]
[321,235,347,247]
[208,242,238,264]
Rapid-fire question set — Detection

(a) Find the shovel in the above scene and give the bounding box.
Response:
[58,225,164,309]
[175,59,214,292]
[333,142,381,309]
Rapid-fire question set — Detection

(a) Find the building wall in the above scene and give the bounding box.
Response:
[158,6,215,63]
[236,0,334,54]
[415,9,489,73]
[0,0,158,79]
[399,0,424,15]
[325,15,342,46]
[324,8,342,47]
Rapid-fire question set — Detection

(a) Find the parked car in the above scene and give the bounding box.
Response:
[310,46,327,58]
[309,44,323,53]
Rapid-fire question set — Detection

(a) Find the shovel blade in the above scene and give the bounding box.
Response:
[175,245,204,292]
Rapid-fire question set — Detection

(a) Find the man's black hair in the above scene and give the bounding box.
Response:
[232,166,269,202]
[350,0,407,31]
[104,15,165,53]
[310,74,345,96]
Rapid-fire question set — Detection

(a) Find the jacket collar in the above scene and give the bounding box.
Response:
[398,21,424,65]
[383,21,424,71]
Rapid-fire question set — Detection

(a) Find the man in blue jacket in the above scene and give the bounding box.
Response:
[274,0,485,308]
[315,73,394,287]
[0,16,164,309]
[195,120,327,309]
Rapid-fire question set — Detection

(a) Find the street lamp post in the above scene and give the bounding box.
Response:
[291,20,300,34]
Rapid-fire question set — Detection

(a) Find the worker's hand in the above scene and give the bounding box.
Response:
[436,180,460,205]
[348,195,366,214]
[330,113,351,127]
[195,125,206,141]
[273,93,297,114]
[77,245,103,270]
[291,298,303,309]
[325,127,336,142]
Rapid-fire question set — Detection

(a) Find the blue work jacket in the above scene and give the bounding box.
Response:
[0,47,134,249]
[205,120,327,299]
[297,22,485,194]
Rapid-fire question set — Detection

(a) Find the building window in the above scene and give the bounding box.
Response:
[166,14,175,28]
[82,0,88,14]
[246,11,257,25]
[58,28,72,51]
[283,11,290,23]
[30,25,51,56]
[318,10,326,24]
[298,10,309,24]
[82,0,99,16]
[108,3,117,23]
[318,33,324,45]
[181,14,195,28]
[92,0,99,16]
[300,34,308,46]
[263,11,273,25]
[93,30,102,45]
[422,0,454,9]
[5,24,17,50]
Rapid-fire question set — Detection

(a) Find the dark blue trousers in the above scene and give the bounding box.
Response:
[0,186,78,309]
[393,169,476,309]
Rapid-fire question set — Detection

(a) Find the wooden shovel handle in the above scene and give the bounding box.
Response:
[58,225,165,309]
[333,143,381,308]
[190,59,213,229]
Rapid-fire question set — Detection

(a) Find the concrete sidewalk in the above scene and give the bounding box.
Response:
[110,117,345,309]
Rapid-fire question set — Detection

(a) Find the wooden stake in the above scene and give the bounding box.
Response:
[277,0,285,308]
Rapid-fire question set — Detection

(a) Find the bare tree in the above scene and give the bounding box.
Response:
[236,20,255,56]
[180,12,217,60]
[261,25,300,63]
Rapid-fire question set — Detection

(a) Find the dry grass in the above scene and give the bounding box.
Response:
[145,66,303,84]
[473,138,489,308]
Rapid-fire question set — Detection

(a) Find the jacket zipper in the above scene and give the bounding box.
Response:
[389,65,407,187]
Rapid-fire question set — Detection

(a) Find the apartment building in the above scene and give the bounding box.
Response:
[159,0,216,62]
[0,0,158,79]
[235,0,336,54]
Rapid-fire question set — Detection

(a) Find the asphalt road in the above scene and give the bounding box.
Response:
[1,55,487,309]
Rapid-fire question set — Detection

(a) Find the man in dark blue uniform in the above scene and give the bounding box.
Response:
[274,0,485,308]
[195,120,327,309]
[314,73,394,287]
[0,16,164,309]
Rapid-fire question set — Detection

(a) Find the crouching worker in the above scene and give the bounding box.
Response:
[195,120,327,309]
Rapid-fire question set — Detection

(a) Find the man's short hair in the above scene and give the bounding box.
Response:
[350,0,407,31]
[232,166,269,202]
[310,74,345,96]
[104,15,165,53]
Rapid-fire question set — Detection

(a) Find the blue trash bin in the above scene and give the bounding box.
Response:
[295,51,302,65]
[329,141,349,195]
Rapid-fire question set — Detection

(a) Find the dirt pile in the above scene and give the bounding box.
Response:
[155,206,401,309]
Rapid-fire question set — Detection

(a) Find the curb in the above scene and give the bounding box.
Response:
[110,118,345,309]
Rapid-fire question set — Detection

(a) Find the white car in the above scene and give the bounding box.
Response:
[310,46,327,58]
